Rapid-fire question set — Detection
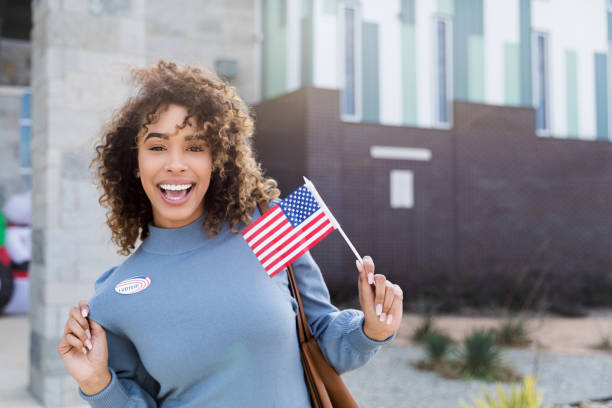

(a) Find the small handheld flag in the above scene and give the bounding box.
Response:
[242,183,336,277]
[242,178,361,277]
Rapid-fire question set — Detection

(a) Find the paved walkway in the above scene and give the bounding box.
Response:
[3,314,612,407]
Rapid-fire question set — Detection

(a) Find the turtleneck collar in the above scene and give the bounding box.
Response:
[140,212,211,255]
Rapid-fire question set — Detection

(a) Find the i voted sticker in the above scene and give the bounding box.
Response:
[115,276,151,295]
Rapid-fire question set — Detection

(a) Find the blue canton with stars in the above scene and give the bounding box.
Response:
[278,184,321,227]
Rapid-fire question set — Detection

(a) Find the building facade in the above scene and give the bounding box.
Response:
[254,0,612,307]
[261,0,611,140]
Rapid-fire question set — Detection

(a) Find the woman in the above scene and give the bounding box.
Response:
[57,61,404,407]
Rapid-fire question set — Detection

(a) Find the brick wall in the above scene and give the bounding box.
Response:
[254,87,612,309]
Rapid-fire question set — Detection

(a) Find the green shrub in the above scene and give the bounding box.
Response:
[491,319,530,347]
[461,330,501,380]
[424,332,453,362]
[459,376,550,408]
[594,335,612,352]
[412,314,435,343]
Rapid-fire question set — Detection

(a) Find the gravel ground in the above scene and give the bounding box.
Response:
[342,344,612,408]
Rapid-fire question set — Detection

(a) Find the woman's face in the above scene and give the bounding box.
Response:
[137,104,213,229]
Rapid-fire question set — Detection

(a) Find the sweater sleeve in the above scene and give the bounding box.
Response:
[290,250,396,374]
[78,327,160,407]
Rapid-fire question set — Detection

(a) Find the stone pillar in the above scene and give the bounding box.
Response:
[30,0,145,406]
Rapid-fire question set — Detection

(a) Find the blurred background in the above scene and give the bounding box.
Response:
[0,0,611,407]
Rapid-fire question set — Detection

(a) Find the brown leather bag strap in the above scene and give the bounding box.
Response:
[286,263,313,343]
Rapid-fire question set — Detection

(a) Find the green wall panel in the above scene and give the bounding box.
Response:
[437,0,454,15]
[504,43,520,106]
[263,0,287,99]
[301,0,313,86]
[468,35,485,103]
[453,0,483,102]
[565,50,579,137]
[402,0,415,24]
[519,0,533,106]
[323,0,336,14]
[595,52,609,140]
[362,22,380,122]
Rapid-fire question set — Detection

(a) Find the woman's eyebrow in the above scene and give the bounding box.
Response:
[143,132,205,142]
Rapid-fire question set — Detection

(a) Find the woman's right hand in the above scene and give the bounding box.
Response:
[57,300,111,395]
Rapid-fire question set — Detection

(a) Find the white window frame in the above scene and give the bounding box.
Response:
[338,2,362,122]
[532,31,551,136]
[432,15,453,129]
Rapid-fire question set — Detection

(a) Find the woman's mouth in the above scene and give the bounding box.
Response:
[158,183,195,205]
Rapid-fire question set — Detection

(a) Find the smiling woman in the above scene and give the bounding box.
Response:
[57,61,402,408]
[136,105,214,229]
[90,61,280,254]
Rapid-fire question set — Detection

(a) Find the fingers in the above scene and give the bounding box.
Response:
[374,277,404,326]
[62,301,93,356]
[79,300,89,318]
[362,256,375,285]
[64,333,88,356]
[373,274,387,317]
[70,306,91,341]
[381,281,394,323]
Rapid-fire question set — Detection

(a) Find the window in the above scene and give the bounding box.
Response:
[390,170,414,209]
[533,32,550,134]
[433,16,452,127]
[339,3,361,121]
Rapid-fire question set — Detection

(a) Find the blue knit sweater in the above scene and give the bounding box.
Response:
[78,208,393,407]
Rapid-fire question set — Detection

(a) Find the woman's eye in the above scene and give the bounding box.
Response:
[149,146,165,151]
[187,145,204,152]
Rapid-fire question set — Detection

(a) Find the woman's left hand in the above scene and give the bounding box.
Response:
[356,256,403,342]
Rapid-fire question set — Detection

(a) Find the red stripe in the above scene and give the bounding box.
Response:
[265,225,334,276]
[260,218,332,267]
[242,205,281,236]
[247,215,290,249]
[257,214,328,263]
[13,270,28,279]
[254,212,327,259]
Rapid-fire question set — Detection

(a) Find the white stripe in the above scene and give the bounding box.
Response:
[243,206,282,239]
[247,213,290,248]
[266,223,335,275]
[261,214,330,268]
[257,209,326,262]
[252,222,291,253]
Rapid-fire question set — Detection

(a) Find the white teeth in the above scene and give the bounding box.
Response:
[159,184,192,191]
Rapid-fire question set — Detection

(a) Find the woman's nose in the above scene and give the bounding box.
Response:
[164,149,188,173]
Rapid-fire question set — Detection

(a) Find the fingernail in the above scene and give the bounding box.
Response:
[85,339,93,351]
[376,304,382,316]
[380,312,386,323]
[82,347,87,355]
[386,314,393,325]
[355,260,361,270]
[81,309,88,318]
[368,273,374,285]
[86,329,91,340]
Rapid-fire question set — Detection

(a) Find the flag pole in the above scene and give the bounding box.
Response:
[303,177,362,261]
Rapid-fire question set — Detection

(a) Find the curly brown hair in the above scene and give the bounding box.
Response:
[90,61,280,255]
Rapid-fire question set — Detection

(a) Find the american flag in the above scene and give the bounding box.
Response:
[242,184,336,277]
